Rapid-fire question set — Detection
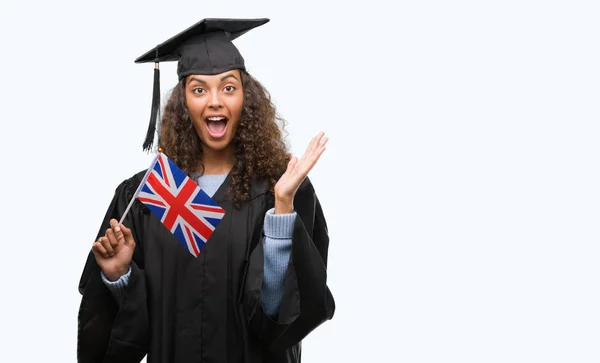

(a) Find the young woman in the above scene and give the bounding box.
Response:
[77,18,335,363]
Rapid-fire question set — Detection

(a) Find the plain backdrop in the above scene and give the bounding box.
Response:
[1,0,599,362]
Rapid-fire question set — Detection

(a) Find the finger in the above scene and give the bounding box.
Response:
[94,240,110,258]
[101,236,115,256]
[318,136,328,148]
[106,228,119,250]
[305,132,326,160]
[304,132,322,156]
[281,156,297,177]
[312,132,325,149]
[287,157,298,171]
[314,141,327,159]
[303,137,327,163]
[299,146,327,175]
[92,242,100,255]
[315,145,326,160]
[306,138,328,162]
[310,135,327,156]
[120,224,135,248]
[110,219,125,245]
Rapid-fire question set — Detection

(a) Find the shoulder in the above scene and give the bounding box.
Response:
[296,176,317,200]
[293,176,319,216]
[127,169,149,186]
[111,169,149,199]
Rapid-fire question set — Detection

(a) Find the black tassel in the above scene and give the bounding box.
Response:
[143,62,161,152]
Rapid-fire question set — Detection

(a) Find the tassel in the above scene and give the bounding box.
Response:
[143,61,161,152]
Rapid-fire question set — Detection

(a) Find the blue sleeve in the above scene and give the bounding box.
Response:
[261,207,296,318]
[100,266,132,300]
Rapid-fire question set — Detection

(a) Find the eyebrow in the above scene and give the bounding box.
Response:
[220,74,239,82]
[188,73,239,85]
[188,77,207,85]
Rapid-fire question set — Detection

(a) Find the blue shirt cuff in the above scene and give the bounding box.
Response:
[263,208,296,239]
[100,266,131,299]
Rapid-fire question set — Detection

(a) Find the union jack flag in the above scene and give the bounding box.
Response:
[135,152,226,257]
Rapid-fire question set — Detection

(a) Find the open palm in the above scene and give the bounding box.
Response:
[275,132,328,202]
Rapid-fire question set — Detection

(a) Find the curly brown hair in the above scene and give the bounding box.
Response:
[158,70,291,207]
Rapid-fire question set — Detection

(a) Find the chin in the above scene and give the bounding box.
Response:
[202,136,234,151]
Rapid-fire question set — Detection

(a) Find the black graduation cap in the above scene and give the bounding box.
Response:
[135,18,270,151]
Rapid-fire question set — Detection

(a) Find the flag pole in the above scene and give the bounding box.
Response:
[118,149,162,225]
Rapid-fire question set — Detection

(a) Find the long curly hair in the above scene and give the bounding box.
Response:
[158,70,291,207]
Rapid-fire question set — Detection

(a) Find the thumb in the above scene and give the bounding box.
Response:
[286,157,298,172]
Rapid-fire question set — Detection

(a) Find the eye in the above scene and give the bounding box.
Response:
[224,85,236,92]
[192,87,205,94]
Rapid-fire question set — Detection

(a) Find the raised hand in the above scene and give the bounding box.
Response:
[92,218,136,281]
[274,131,328,213]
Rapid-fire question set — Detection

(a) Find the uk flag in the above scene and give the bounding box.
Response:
[136,152,226,257]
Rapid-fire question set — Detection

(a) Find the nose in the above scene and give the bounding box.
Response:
[208,90,223,109]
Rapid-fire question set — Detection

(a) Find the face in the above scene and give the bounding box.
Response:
[185,70,244,152]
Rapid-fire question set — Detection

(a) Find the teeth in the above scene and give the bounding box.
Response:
[207,117,226,122]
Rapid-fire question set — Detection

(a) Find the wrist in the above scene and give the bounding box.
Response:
[105,265,130,282]
[274,197,294,214]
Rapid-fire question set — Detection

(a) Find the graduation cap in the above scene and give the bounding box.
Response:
[135,18,270,151]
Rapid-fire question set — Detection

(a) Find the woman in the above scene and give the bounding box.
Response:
[76,18,335,363]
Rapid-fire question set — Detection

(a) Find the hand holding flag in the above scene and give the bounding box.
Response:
[92,150,226,280]
[92,219,136,281]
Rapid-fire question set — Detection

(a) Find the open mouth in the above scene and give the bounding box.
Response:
[205,116,229,139]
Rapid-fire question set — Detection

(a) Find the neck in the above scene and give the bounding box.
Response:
[200,145,235,175]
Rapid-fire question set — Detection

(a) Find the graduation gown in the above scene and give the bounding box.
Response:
[77,170,335,363]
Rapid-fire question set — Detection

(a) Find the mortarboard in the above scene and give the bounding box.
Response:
[135,18,270,151]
